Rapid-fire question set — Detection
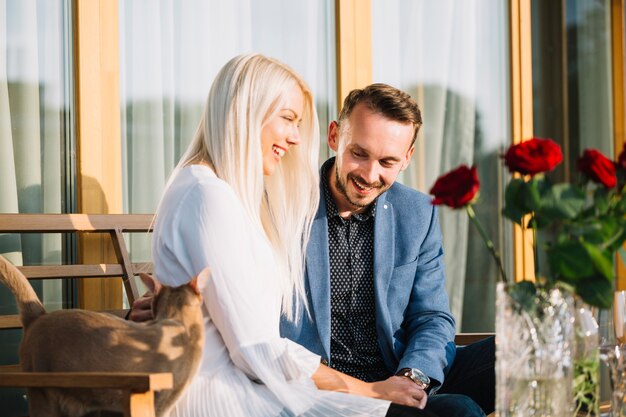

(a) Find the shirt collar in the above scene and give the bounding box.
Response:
[321,157,377,222]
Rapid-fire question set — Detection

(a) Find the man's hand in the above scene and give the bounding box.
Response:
[368,375,428,409]
[127,292,154,322]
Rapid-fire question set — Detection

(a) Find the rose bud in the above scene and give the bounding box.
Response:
[577,149,617,188]
[430,165,480,208]
[503,137,562,176]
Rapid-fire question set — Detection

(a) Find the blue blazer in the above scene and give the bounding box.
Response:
[280,175,457,385]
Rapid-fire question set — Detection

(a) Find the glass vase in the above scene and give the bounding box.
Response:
[573,301,600,417]
[496,282,575,417]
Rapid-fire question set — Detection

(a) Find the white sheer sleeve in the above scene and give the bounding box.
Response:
[155,176,322,412]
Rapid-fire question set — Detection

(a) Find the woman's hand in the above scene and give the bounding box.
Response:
[127,292,154,322]
[312,364,427,409]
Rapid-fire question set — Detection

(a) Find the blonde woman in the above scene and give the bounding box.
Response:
[144,54,436,417]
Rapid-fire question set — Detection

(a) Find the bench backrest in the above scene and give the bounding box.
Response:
[0,213,154,371]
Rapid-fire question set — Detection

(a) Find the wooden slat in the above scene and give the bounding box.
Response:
[0,315,21,330]
[17,262,152,279]
[0,364,22,372]
[0,372,173,391]
[0,214,153,233]
[128,391,156,417]
[454,333,494,346]
[110,229,140,303]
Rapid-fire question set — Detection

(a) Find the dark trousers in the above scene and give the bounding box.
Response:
[379,335,495,417]
[385,403,439,417]
[430,335,496,416]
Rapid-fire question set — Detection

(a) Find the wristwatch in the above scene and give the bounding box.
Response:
[396,367,431,390]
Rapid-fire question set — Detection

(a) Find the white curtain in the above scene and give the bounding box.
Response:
[0,1,69,413]
[120,0,336,264]
[0,0,68,309]
[571,0,613,155]
[371,0,510,330]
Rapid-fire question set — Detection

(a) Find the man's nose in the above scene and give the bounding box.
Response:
[361,161,381,184]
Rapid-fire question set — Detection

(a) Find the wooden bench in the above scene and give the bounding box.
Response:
[0,213,493,416]
[0,213,169,417]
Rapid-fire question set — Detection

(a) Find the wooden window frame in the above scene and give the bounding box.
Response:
[73,0,626,302]
[74,0,124,310]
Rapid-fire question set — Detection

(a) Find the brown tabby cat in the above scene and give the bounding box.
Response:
[0,255,207,417]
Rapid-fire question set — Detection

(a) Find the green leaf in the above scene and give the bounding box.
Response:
[525,177,546,212]
[593,186,610,214]
[581,241,614,281]
[502,179,531,225]
[546,241,594,280]
[537,183,586,221]
[508,281,537,311]
[575,277,614,309]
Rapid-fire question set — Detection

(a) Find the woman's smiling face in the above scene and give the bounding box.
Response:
[261,84,304,176]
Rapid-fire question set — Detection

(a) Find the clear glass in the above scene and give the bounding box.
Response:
[119,0,337,271]
[0,0,74,414]
[573,301,600,416]
[599,345,626,417]
[371,0,511,331]
[532,0,613,176]
[496,283,574,417]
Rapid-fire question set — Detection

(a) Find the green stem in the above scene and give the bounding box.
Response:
[466,205,509,283]
[531,213,539,278]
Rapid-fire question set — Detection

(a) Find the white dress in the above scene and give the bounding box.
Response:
[152,165,390,417]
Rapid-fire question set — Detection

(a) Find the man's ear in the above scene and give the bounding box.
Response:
[400,144,416,171]
[139,273,162,295]
[328,121,340,152]
[189,267,211,295]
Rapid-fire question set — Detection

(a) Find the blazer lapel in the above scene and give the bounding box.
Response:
[373,193,396,362]
[306,197,332,358]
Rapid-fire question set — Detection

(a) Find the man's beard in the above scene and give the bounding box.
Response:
[334,167,385,209]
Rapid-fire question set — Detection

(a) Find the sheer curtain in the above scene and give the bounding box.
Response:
[0,0,71,413]
[371,0,510,330]
[119,0,336,263]
[569,0,613,155]
[0,0,70,310]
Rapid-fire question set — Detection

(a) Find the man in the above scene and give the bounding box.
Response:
[280,83,494,417]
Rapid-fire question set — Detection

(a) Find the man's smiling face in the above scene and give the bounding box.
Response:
[328,103,415,217]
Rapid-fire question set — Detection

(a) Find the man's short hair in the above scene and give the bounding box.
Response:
[338,83,423,145]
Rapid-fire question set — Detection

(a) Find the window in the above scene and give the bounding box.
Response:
[371,0,512,331]
[0,1,74,413]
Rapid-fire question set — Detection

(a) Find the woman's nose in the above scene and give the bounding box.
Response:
[287,125,301,146]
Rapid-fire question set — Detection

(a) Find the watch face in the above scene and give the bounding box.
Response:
[409,368,430,389]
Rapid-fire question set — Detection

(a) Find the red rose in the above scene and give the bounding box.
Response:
[503,137,563,176]
[577,149,617,188]
[430,165,480,208]
[617,142,626,169]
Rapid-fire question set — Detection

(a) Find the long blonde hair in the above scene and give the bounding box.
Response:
[167,54,319,318]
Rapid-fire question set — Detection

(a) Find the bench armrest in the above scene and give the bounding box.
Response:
[0,371,173,417]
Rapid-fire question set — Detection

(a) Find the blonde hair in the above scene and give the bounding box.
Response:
[166,54,319,318]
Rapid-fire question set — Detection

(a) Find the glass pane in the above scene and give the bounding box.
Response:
[532,0,613,175]
[0,0,74,414]
[371,0,511,332]
[119,0,336,268]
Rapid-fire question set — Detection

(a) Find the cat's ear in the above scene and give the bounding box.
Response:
[139,273,162,295]
[189,267,210,295]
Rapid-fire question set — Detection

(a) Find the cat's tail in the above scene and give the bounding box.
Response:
[0,255,46,329]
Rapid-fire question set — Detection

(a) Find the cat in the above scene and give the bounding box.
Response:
[0,254,207,417]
